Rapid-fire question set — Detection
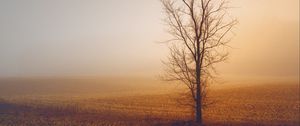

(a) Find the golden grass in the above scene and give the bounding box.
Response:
[0,82,299,126]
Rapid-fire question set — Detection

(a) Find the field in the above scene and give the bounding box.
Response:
[0,78,299,126]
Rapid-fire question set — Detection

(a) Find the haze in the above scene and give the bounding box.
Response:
[0,0,299,80]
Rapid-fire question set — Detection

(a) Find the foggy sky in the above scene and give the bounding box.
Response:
[0,0,299,78]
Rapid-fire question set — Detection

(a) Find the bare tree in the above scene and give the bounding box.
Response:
[160,0,237,124]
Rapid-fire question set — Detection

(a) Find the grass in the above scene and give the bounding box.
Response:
[0,79,299,126]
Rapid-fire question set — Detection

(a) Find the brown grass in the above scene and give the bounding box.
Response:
[0,82,299,126]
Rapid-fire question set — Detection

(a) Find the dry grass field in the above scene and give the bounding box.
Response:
[0,78,299,126]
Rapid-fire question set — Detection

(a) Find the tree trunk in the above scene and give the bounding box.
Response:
[195,61,202,124]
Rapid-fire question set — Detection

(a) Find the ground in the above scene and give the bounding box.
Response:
[0,78,299,126]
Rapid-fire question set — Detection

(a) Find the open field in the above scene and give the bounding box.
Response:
[0,78,299,126]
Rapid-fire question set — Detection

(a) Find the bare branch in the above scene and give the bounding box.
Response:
[160,0,237,123]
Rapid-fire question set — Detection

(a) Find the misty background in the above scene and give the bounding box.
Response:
[0,0,299,80]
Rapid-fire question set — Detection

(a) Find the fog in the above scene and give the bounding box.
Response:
[0,0,298,80]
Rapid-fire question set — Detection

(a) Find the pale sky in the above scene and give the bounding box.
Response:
[0,0,299,79]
